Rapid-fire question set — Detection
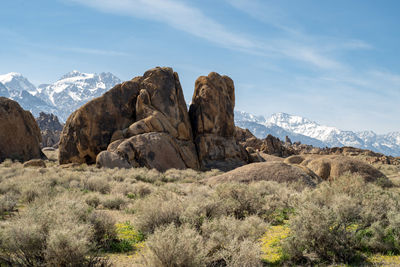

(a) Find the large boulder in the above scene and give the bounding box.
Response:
[59,78,140,164]
[205,161,321,187]
[297,155,387,182]
[98,132,198,172]
[0,97,45,162]
[60,67,199,171]
[189,73,248,170]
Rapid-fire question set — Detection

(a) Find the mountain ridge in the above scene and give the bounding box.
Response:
[0,71,399,156]
[235,111,400,156]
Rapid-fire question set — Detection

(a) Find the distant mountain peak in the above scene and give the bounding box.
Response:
[0,72,37,94]
[0,72,23,82]
[235,110,400,156]
[60,70,92,80]
[37,71,121,120]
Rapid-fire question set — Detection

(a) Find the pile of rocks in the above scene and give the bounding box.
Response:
[58,67,249,171]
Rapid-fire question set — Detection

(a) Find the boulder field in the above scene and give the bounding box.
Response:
[57,66,388,184]
[0,97,46,162]
[59,67,249,171]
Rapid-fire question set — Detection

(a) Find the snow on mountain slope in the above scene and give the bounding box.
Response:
[0,72,37,95]
[234,111,327,147]
[1,70,398,156]
[267,112,341,141]
[0,83,10,98]
[0,76,58,117]
[235,111,400,156]
[37,71,121,121]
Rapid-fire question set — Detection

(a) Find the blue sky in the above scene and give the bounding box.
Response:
[1,0,399,133]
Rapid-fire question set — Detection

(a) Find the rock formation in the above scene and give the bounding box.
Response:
[236,125,400,166]
[0,97,45,162]
[260,134,294,157]
[284,154,387,182]
[36,112,63,148]
[59,77,141,164]
[59,67,199,171]
[206,161,321,187]
[189,73,248,170]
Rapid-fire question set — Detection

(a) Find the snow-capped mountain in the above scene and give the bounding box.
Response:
[234,111,327,147]
[37,71,121,121]
[235,111,400,156]
[0,74,58,116]
[0,71,121,121]
[0,72,37,95]
[1,70,399,156]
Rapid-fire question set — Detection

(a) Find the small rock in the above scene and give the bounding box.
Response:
[23,159,46,168]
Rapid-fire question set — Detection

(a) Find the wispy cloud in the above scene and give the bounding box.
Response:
[55,46,129,56]
[66,0,353,70]
[67,0,256,50]
[0,26,128,57]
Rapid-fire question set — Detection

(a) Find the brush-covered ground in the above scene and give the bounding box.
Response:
[0,150,399,266]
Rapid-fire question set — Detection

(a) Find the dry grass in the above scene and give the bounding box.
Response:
[0,154,399,266]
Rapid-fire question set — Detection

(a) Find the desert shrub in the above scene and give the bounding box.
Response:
[201,216,266,266]
[131,190,183,235]
[111,182,134,196]
[84,177,111,194]
[0,179,20,195]
[180,186,225,229]
[101,194,126,210]
[21,185,42,203]
[284,175,400,263]
[213,183,265,219]
[88,211,117,248]
[162,168,222,183]
[131,168,163,183]
[131,182,153,198]
[252,181,299,224]
[86,194,101,208]
[284,194,360,263]
[213,239,263,267]
[0,193,18,216]
[44,221,93,266]
[112,182,153,199]
[136,224,206,267]
[0,193,112,266]
[0,159,14,168]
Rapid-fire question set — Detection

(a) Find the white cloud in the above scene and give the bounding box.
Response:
[66,0,348,70]
[68,0,256,50]
[57,46,129,56]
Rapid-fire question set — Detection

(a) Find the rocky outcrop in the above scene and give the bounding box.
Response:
[235,126,400,166]
[36,112,63,148]
[286,155,388,182]
[60,67,199,171]
[59,77,141,164]
[206,161,321,187]
[0,97,45,162]
[189,73,248,170]
[260,134,294,157]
